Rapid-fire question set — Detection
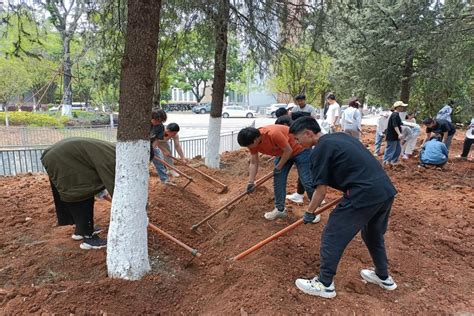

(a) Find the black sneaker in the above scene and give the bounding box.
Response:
[80,235,107,250]
[71,226,103,241]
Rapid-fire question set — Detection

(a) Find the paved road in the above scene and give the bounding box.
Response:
[167,112,378,138]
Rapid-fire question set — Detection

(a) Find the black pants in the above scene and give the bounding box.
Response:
[50,181,95,236]
[319,197,394,286]
[461,137,473,157]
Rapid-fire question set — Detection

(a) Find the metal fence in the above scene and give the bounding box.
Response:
[0,126,117,149]
[0,131,240,176]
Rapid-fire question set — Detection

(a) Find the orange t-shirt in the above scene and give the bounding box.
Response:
[249,125,304,157]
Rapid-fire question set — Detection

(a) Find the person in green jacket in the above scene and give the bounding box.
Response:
[41,137,116,250]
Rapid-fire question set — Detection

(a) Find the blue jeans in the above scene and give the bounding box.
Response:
[274,149,314,211]
[152,148,169,182]
[374,133,384,155]
[383,140,401,163]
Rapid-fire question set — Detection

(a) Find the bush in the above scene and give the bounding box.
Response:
[0,112,68,127]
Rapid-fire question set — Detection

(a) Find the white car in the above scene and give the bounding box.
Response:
[265,103,288,118]
[222,106,258,118]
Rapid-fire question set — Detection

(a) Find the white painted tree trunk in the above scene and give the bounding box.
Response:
[107,140,151,280]
[205,116,222,168]
[61,104,72,118]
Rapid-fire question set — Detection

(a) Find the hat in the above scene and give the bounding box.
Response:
[392,101,408,109]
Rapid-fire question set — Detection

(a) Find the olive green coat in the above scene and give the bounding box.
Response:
[41,137,116,202]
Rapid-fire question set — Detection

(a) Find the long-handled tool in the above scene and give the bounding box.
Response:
[231,197,343,261]
[103,198,201,257]
[172,157,228,193]
[148,222,201,257]
[153,156,193,189]
[191,171,274,231]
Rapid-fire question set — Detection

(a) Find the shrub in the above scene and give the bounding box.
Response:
[0,112,68,127]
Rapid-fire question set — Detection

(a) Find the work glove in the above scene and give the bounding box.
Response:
[273,167,282,175]
[303,212,317,224]
[246,182,256,194]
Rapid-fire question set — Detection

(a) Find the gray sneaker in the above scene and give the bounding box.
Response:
[264,208,287,221]
[80,236,107,250]
[360,269,397,290]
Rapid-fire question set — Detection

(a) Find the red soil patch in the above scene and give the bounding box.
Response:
[0,128,473,314]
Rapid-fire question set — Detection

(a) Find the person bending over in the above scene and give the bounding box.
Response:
[237,124,316,221]
[289,117,398,299]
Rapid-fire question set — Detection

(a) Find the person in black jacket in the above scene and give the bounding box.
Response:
[422,118,456,151]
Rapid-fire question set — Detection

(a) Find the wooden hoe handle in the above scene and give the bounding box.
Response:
[231,197,343,261]
[172,157,228,191]
[191,171,274,231]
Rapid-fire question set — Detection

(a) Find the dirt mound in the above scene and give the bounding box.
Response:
[1,128,473,314]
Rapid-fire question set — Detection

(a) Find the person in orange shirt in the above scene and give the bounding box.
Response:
[237,124,317,222]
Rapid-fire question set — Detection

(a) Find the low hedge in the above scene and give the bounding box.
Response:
[0,112,69,127]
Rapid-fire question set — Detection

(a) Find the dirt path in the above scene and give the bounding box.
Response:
[0,129,473,314]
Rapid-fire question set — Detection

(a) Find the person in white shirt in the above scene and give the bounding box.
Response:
[341,99,362,139]
[290,94,318,119]
[374,112,390,156]
[401,113,421,159]
[436,100,454,122]
[325,94,340,133]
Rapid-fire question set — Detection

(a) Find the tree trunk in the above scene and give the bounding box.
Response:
[61,36,73,117]
[153,74,161,107]
[205,0,230,169]
[400,48,414,104]
[107,0,162,280]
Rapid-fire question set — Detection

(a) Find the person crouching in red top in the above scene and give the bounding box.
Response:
[237,124,317,222]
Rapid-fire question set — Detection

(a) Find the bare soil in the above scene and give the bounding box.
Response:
[0,128,473,314]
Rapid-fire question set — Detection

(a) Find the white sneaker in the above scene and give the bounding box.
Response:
[71,227,102,240]
[360,269,397,290]
[286,192,304,204]
[295,277,336,299]
[264,208,287,220]
[402,154,409,160]
[309,214,321,224]
[163,180,177,186]
[167,170,180,177]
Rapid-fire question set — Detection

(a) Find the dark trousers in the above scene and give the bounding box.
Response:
[461,137,473,157]
[50,181,95,236]
[319,197,394,286]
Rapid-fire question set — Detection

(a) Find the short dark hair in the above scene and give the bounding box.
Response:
[349,99,359,108]
[152,109,167,122]
[166,122,180,132]
[295,94,306,100]
[430,133,442,141]
[291,111,311,121]
[327,94,336,101]
[422,118,434,125]
[289,116,321,135]
[237,127,261,147]
[275,116,292,126]
[275,107,288,118]
[448,99,455,105]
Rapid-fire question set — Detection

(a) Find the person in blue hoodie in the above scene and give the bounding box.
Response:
[420,134,449,167]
